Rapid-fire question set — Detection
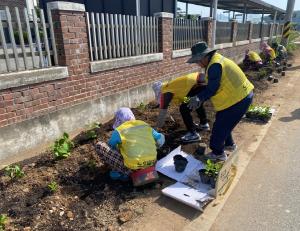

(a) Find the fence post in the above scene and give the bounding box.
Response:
[231,19,238,46]
[269,23,274,43]
[47,2,90,75]
[248,22,253,43]
[203,17,213,48]
[154,12,173,60]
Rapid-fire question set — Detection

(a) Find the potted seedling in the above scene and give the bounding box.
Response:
[199,160,223,188]
[246,105,272,122]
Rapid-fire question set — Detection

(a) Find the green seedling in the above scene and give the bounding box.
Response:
[86,160,97,171]
[4,164,24,179]
[86,122,101,140]
[53,132,74,159]
[137,102,147,111]
[204,159,223,177]
[48,181,58,193]
[0,214,7,231]
[183,97,190,103]
[246,105,272,121]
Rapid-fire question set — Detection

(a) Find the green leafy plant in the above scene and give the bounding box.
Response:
[137,102,147,111]
[86,122,101,140]
[4,164,25,179]
[286,29,300,53]
[183,97,190,103]
[246,105,272,122]
[204,159,223,177]
[0,214,7,231]
[48,181,58,193]
[53,132,74,159]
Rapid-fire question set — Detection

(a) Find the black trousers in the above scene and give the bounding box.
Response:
[180,85,208,132]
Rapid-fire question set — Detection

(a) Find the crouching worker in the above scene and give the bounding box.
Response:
[95,107,165,186]
[272,42,288,65]
[243,49,263,70]
[152,73,210,143]
[260,42,276,65]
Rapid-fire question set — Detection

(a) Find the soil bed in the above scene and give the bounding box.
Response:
[0,65,283,231]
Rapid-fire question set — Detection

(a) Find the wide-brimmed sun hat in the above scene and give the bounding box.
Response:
[187,42,217,64]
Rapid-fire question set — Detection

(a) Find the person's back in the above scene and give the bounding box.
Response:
[116,120,157,170]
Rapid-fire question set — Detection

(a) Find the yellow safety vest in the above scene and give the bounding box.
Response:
[116,120,157,170]
[248,51,262,62]
[269,48,276,60]
[205,53,254,111]
[161,72,198,105]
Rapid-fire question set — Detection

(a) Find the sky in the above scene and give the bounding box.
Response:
[178,0,300,20]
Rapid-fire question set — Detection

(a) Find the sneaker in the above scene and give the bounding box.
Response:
[204,152,227,161]
[199,123,210,131]
[224,144,237,152]
[181,131,201,143]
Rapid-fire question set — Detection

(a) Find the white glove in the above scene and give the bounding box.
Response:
[156,134,165,148]
[187,96,202,110]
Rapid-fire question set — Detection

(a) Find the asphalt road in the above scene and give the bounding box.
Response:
[210,64,300,231]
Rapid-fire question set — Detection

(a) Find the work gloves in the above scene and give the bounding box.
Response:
[187,96,202,110]
[157,109,168,128]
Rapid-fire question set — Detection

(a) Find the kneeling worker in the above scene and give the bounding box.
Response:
[243,49,263,70]
[153,72,210,143]
[187,42,254,161]
[95,107,165,181]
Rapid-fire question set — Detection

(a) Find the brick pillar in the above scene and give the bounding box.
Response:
[203,17,213,48]
[154,12,173,61]
[231,20,238,46]
[249,22,253,43]
[47,2,90,76]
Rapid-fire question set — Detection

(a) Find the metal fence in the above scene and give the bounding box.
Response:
[173,18,206,50]
[236,23,249,41]
[261,24,271,37]
[252,23,261,39]
[0,6,58,74]
[277,24,284,35]
[86,13,159,61]
[216,21,232,44]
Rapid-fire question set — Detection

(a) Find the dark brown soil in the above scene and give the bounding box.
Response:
[0,64,283,231]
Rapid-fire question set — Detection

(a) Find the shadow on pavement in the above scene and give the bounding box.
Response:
[279,108,300,122]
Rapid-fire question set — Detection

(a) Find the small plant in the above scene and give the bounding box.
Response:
[53,132,74,159]
[183,97,190,103]
[4,164,25,179]
[48,181,58,193]
[246,105,272,122]
[137,102,146,111]
[86,122,101,140]
[258,68,268,79]
[204,159,223,177]
[85,159,97,171]
[0,214,7,231]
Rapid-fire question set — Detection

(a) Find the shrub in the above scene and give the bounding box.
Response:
[53,132,74,159]
[86,122,101,140]
[4,164,25,179]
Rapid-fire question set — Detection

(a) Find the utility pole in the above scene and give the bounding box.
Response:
[282,0,295,45]
[211,0,218,48]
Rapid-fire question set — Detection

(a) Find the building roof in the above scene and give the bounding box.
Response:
[180,0,286,15]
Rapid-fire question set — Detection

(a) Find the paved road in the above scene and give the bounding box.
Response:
[210,63,300,231]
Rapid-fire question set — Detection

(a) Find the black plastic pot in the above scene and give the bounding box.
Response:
[287,63,292,67]
[281,71,286,76]
[209,176,217,188]
[199,169,210,184]
[282,66,287,71]
[267,75,273,81]
[173,155,188,173]
[195,143,207,156]
[273,78,279,83]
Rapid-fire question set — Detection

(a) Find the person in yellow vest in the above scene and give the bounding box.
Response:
[271,42,288,65]
[187,42,254,161]
[95,107,165,178]
[152,72,210,143]
[260,42,276,64]
[243,49,263,70]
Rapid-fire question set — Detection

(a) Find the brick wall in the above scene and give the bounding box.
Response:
[0,5,266,162]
